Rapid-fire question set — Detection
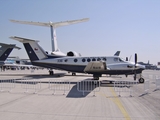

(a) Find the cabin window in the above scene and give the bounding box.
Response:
[92,58,96,61]
[57,59,63,62]
[114,58,118,62]
[64,59,68,62]
[74,59,78,62]
[82,58,86,62]
[97,58,101,61]
[87,58,91,62]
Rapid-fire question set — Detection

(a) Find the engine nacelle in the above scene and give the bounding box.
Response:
[67,51,81,57]
[46,51,66,56]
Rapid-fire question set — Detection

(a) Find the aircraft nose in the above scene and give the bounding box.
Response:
[137,64,145,70]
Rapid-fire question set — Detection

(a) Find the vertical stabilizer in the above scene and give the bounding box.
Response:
[0,43,20,64]
[114,51,120,56]
[10,36,48,61]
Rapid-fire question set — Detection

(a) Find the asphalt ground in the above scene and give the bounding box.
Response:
[0,69,159,120]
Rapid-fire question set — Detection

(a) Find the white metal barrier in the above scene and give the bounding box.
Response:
[77,80,100,96]
[21,79,41,94]
[49,79,70,95]
[155,79,160,91]
[144,80,149,94]
[114,81,137,97]
[0,79,15,92]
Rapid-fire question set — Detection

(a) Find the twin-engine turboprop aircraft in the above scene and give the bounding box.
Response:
[10,36,145,83]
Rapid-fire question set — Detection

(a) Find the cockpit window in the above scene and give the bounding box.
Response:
[102,58,107,61]
[97,58,101,61]
[92,58,96,61]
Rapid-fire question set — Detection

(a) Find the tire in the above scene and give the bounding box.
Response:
[139,78,144,83]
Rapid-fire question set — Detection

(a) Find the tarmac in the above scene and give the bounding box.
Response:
[0,69,160,120]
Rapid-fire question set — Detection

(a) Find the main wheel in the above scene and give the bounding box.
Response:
[72,73,76,76]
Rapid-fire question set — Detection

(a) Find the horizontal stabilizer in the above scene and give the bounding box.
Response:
[10,18,89,28]
[0,43,21,50]
[10,36,39,43]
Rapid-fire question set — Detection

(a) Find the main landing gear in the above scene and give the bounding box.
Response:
[49,69,54,75]
[72,72,76,76]
[93,74,101,80]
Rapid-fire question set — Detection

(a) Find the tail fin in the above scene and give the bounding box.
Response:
[0,43,20,62]
[10,36,48,61]
[114,51,120,56]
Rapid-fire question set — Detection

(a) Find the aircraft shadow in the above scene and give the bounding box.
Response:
[66,84,92,98]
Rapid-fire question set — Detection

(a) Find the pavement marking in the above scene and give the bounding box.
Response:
[98,89,131,120]
[110,87,131,120]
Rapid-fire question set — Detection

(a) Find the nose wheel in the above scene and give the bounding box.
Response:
[139,78,144,83]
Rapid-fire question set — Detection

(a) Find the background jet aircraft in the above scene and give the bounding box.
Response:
[11,36,145,83]
[10,18,89,57]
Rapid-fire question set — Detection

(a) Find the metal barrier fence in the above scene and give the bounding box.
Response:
[0,79,15,92]
[21,78,41,93]
[155,79,160,91]
[77,80,100,96]
[114,81,137,97]
[49,79,70,95]
[144,80,149,94]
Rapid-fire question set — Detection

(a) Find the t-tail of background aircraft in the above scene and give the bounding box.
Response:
[11,36,146,83]
[10,18,89,57]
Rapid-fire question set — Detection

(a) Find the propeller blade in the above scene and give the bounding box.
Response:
[126,57,128,61]
[135,53,137,64]
[134,53,137,80]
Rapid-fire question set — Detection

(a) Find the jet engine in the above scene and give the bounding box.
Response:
[67,51,81,57]
[46,51,66,56]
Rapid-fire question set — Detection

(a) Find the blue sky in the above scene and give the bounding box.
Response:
[0,0,160,65]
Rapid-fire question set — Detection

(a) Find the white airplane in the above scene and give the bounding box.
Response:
[10,18,89,56]
[10,36,145,83]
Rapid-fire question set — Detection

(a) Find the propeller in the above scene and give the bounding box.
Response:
[134,53,137,80]
[126,57,128,61]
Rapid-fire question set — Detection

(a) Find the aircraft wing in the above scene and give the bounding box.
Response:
[10,18,89,28]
